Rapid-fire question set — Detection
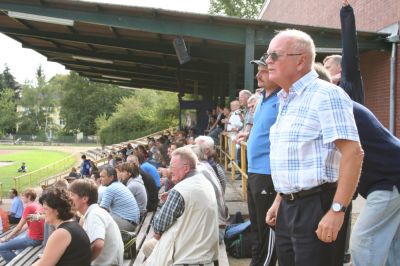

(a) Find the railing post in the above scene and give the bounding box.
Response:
[230,135,236,181]
[241,142,247,201]
[224,134,228,172]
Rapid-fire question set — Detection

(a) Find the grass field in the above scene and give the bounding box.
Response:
[0,145,77,195]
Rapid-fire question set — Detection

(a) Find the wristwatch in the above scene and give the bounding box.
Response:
[331,202,347,213]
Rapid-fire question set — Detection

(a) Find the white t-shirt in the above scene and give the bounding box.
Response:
[227,111,243,132]
[83,204,124,266]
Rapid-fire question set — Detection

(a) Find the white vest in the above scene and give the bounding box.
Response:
[146,171,219,266]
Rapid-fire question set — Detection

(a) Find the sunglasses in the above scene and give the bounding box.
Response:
[263,52,303,62]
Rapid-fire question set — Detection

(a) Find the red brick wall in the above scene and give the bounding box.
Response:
[261,0,400,32]
[360,46,400,136]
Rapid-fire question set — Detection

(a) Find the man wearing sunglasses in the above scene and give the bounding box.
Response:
[265,29,364,266]
[242,55,280,266]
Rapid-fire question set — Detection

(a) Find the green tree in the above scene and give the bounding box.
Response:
[0,88,17,136]
[97,90,179,145]
[209,0,264,19]
[18,66,58,138]
[60,72,132,136]
[0,64,18,92]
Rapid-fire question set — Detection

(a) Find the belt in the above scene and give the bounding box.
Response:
[280,182,337,201]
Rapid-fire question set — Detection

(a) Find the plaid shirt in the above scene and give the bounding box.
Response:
[270,70,359,194]
[152,189,184,235]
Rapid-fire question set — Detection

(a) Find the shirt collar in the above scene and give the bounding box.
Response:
[277,70,318,99]
[83,203,99,220]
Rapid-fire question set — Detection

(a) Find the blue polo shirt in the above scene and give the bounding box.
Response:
[140,162,160,188]
[247,89,279,175]
[353,102,400,198]
[10,196,24,218]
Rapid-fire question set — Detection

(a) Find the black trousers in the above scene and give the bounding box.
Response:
[275,188,350,266]
[8,215,21,224]
[247,173,277,266]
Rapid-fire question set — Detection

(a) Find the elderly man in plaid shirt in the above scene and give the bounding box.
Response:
[145,147,219,266]
[265,29,364,266]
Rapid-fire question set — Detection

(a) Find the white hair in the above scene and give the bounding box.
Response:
[275,29,316,69]
[195,135,215,157]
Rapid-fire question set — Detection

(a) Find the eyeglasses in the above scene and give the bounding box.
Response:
[263,52,303,62]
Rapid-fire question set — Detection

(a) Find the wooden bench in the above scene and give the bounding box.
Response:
[129,214,230,266]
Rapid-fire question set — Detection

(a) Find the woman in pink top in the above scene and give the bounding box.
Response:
[0,188,44,263]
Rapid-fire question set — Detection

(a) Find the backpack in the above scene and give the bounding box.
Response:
[224,220,252,258]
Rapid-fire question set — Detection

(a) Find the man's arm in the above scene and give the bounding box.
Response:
[315,139,364,243]
[152,189,184,240]
[266,194,282,227]
[91,239,105,261]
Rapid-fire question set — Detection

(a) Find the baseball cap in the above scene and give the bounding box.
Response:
[250,54,267,66]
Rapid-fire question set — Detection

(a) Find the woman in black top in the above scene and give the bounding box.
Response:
[32,188,91,266]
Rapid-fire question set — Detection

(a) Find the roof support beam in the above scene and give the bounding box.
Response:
[244,28,255,91]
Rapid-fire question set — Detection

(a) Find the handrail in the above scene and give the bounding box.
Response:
[12,154,76,191]
[218,132,248,201]
[38,127,177,187]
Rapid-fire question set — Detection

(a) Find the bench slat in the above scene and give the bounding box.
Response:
[8,245,43,266]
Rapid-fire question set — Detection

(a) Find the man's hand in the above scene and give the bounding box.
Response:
[154,233,161,240]
[315,210,345,243]
[266,201,280,226]
[235,132,248,144]
[160,192,169,203]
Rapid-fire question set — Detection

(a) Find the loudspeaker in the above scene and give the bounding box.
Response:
[173,37,191,65]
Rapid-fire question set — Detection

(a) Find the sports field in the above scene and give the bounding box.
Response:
[0,145,77,195]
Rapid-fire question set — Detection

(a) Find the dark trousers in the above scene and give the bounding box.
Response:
[247,173,277,266]
[8,215,21,224]
[275,188,350,266]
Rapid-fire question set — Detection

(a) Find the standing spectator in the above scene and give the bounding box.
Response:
[80,155,91,178]
[145,147,218,265]
[244,55,280,266]
[116,162,148,217]
[99,165,140,231]
[8,188,24,224]
[33,188,91,266]
[0,188,44,263]
[207,105,225,145]
[265,29,363,266]
[69,179,124,266]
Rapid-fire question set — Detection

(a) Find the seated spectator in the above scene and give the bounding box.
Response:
[33,187,91,266]
[17,162,27,173]
[8,188,24,224]
[91,171,105,204]
[0,206,9,234]
[99,165,140,231]
[69,179,124,266]
[68,167,79,178]
[137,152,161,188]
[64,175,77,184]
[127,155,159,212]
[145,147,218,265]
[116,163,148,217]
[0,188,44,263]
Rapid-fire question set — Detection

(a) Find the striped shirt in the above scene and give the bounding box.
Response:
[270,70,359,194]
[100,181,140,224]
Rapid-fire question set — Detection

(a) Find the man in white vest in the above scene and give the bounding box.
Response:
[146,147,219,266]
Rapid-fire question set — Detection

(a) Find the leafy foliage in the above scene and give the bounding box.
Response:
[96,89,179,145]
[0,64,18,92]
[0,88,17,136]
[209,0,265,19]
[59,72,132,136]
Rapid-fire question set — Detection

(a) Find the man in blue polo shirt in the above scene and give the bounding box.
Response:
[99,165,139,232]
[243,55,279,266]
[8,189,23,224]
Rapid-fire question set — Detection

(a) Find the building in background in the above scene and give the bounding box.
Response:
[259,0,400,136]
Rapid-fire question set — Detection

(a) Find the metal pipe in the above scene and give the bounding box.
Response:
[389,42,397,134]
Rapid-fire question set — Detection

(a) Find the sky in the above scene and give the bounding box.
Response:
[0,0,210,84]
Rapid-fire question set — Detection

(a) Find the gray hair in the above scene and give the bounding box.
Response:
[323,54,342,65]
[275,29,316,70]
[195,135,215,157]
[171,147,198,170]
[100,165,117,180]
[188,144,207,161]
[248,94,260,104]
[314,62,332,83]
[239,90,252,98]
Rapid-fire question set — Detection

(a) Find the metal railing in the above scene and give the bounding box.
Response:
[12,154,76,192]
[38,127,177,187]
[218,132,248,201]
